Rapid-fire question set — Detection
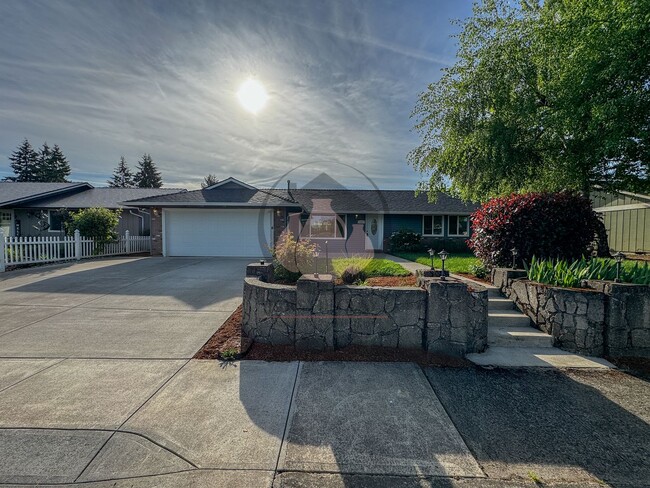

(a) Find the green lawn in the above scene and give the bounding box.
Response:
[331,257,411,277]
[392,252,480,274]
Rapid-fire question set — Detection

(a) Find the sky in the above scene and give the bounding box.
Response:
[0,0,474,190]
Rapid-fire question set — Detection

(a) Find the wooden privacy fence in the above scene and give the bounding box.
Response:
[0,229,150,272]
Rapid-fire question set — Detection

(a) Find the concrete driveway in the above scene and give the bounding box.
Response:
[0,258,647,487]
[0,256,246,358]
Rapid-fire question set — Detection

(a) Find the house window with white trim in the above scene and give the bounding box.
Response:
[448,215,469,236]
[422,215,443,236]
[48,210,65,232]
[307,214,346,238]
[0,211,12,236]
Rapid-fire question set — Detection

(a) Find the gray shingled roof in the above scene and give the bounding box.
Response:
[0,182,91,207]
[122,185,477,214]
[21,187,186,209]
[290,189,478,214]
[122,187,298,207]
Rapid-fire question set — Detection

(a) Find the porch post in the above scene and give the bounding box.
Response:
[0,228,5,272]
[74,229,81,260]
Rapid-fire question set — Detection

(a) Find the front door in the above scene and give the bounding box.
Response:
[365,214,383,250]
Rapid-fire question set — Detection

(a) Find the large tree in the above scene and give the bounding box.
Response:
[40,143,70,182]
[134,153,163,188]
[201,174,219,189]
[108,156,135,188]
[8,138,39,181]
[409,0,650,202]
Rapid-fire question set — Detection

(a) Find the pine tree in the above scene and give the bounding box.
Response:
[8,138,39,181]
[134,153,163,188]
[47,144,71,182]
[201,174,219,189]
[107,156,135,188]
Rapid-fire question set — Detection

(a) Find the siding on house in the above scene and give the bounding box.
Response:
[10,208,149,238]
[592,191,650,253]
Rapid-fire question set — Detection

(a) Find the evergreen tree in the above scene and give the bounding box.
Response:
[107,156,135,188]
[134,153,163,188]
[8,138,39,181]
[201,174,219,189]
[47,144,71,182]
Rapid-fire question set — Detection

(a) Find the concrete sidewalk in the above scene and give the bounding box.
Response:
[0,359,647,487]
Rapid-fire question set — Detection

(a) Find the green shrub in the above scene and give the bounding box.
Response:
[468,262,489,279]
[389,229,423,252]
[65,207,120,251]
[332,257,411,278]
[341,265,367,284]
[525,256,650,287]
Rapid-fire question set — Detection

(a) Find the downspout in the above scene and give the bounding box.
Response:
[129,209,146,235]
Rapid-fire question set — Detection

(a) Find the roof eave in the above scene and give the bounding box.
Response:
[0,182,93,208]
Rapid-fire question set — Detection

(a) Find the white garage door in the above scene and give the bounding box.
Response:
[164,208,273,257]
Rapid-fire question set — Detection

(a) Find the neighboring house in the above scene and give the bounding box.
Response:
[592,190,650,253]
[122,176,478,257]
[0,182,185,237]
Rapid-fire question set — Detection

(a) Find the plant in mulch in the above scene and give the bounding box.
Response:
[219,348,239,361]
[468,262,489,279]
[272,231,318,283]
[340,265,367,284]
[468,191,602,268]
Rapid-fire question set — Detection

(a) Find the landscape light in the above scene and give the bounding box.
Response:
[511,248,519,269]
[614,252,625,283]
[438,250,449,281]
[428,248,435,271]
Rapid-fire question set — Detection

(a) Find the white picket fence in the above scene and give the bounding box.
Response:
[0,229,150,272]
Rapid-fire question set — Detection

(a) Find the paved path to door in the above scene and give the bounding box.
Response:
[0,258,647,487]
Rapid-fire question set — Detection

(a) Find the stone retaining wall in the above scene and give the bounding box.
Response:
[586,281,650,357]
[242,273,488,356]
[508,279,605,356]
[243,277,297,345]
[334,286,426,349]
[427,280,488,356]
[493,268,650,357]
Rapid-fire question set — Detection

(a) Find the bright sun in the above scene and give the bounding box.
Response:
[237,78,268,114]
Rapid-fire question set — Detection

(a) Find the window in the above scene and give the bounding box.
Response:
[48,210,65,232]
[0,211,11,236]
[423,215,443,236]
[308,214,346,238]
[448,215,469,236]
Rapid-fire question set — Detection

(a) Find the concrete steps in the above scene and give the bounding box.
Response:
[488,325,553,348]
[467,346,615,368]
[466,282,615,369]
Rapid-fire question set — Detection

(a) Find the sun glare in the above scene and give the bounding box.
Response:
[237,78,268,114]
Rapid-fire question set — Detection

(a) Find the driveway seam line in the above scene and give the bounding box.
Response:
[73,359,195,482]
[0,358,67,394]
[272,361,302,482]
[419,365,489,479]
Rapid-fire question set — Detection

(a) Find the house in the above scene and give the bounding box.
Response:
[122,176,478,257]
[592,190,650,253]
[0,182,185,237]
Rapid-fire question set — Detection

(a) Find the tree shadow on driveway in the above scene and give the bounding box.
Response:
[424,367,650,487]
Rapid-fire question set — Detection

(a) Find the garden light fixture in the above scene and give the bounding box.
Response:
[260,259,265,265]
[438,250,449,281]
[325,241,329,273]
[614,252,624,283]
[428,248,435,271]
[511,247,519,269]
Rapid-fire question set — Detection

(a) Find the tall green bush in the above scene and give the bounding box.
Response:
[66,207,120,245]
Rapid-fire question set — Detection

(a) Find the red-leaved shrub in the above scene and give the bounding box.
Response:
[468,192,602,268]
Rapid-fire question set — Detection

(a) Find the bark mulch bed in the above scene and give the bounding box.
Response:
[454,272,492,286]
[193,305,252,360]
[194,302,471,368]
[362,275,418,287]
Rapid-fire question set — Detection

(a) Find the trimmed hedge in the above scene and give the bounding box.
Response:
[468,192,602,268]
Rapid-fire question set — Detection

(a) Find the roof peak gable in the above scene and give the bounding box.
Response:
[205,177,257,190]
